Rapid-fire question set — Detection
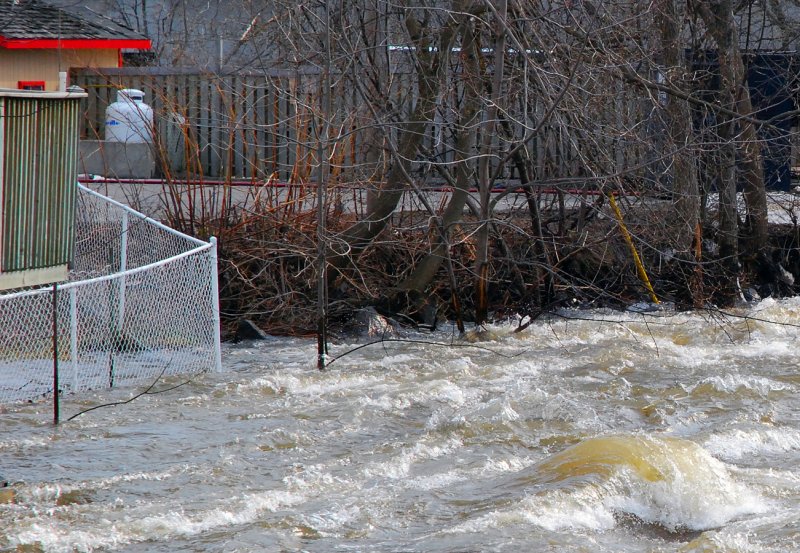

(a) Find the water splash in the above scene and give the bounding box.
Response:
[529,434,768,532]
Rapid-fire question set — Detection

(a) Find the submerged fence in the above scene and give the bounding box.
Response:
[0,184,222,406]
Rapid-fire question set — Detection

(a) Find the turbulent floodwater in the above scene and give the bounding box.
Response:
[2,299,800,552]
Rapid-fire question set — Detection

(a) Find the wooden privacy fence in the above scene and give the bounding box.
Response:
[70,67,655,186]
[71,67,368,182]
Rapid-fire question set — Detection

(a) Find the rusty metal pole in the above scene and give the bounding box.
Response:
[316,0,333,370]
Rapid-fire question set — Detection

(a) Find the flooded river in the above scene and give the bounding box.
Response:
[2,298,800,552]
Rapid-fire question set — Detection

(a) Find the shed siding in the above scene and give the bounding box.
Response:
[0,92,83,289]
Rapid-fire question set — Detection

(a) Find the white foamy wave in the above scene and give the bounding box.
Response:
[724,339,795,359]
[528,435,767,533]
[704,426,800,462]
[440,464,767,537]
[441,485,616,535]
[689,374,792,397]
[173,393,210,405]
[0,435,52,452]
[8,489,305,552]
[605,465,766,533]
[242,372,383,398]
[746,295,800,325]
[11,522,129,553]
[481,455,530,475]
[490,357,544,379]
[425,395,523,434]
[408,454,532,492]
[446,356,479,372]
[474,467,765,536]
[679,530,766,553]
[283,461,349,494]
[358,393,409,411]
[521,486,617,532]
[362,437,463,480]
[300,503,363,535]
[134,489,304,534]
[531,391,605,430]
[372,353,424,370]
[11,467,186,508]
[477,397,521,423]
[408,469,468,491]
[422,379,468,406]
[359,376,475,415]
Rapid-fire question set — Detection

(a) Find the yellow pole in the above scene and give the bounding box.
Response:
[607,192,660,304]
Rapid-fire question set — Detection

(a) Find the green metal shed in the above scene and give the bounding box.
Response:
[0,87,87,290]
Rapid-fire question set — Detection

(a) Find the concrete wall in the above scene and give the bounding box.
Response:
[79,140,156,179]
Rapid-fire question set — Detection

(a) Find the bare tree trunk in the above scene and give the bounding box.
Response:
[362,0,390,213]
[696,0,740,301]
[715,106,741,294]
[398,19,481,295]
[657,0,706,305]
[656,0,700,253]
[695,0,768,256]
[328,12,456,275]
[474,0,507,325]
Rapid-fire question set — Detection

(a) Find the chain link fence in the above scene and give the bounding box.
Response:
[0,184,222,405]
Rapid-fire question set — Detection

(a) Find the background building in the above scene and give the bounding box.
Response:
[0,0,150,91]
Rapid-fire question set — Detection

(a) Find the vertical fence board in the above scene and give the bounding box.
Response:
[70,67,649,185]
[198,76,211,176]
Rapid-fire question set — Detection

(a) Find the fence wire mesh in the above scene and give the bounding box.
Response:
[0,184,221,405]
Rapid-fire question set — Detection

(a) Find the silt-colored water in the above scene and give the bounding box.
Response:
[2,298,800,552]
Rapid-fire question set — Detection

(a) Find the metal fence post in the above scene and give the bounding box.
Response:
[70,287,78,393]
[210,237,223,372]
[52,283,59,424]
[118,211,128,332]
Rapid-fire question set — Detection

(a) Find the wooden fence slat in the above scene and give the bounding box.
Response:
[199,76,211,176]
[72,67,638,185]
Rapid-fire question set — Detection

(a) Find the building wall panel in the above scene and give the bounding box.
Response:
[0,49,119,91]
[0,91,85,290]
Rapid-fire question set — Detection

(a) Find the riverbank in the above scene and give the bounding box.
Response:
[211,191,800,340]
[76,179,800,339]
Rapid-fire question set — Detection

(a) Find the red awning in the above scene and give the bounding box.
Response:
[0,37,151,49]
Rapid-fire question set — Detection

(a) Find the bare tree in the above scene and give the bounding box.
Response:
[68,0,800,335]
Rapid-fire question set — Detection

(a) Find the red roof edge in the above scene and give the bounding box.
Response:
[0,38,152,50]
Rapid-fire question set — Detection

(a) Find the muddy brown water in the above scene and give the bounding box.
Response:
[2,299,800,552]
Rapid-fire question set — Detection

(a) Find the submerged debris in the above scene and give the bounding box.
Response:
[233,319,272,342]
[0,477,14,504]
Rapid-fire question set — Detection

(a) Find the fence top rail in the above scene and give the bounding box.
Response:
[0,186,214,301]
[0,240,214,301]
[72,66,329,78]
[0,88,87,100]
[78,183,208,247]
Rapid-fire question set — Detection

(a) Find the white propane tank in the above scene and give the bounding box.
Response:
[105,89,154,143]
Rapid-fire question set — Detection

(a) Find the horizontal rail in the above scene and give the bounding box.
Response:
[78,183,208,246]
[0,185,215,301]
[0,241,213,301]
